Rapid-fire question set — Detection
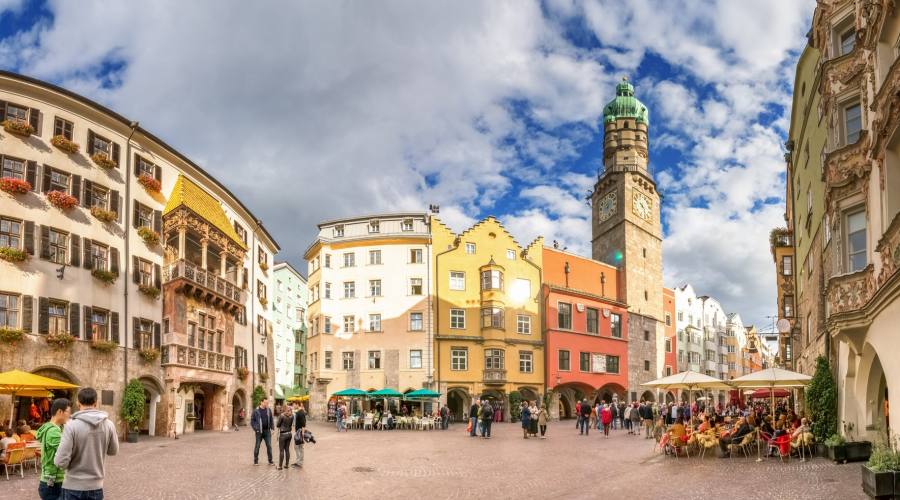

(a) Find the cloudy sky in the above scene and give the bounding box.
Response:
[0,0,813,329]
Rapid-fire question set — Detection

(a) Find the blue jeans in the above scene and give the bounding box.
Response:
[254,429,273,463]
[62,489,103,500]
[579,417,589,434]
[470,417,478,436]
[39,482,63,500]
[481,420,491,437]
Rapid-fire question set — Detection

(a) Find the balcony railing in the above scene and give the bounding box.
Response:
[483,369,506,384]
[161,343,233,374]
[164,259,244,304]
[826,264,875,317]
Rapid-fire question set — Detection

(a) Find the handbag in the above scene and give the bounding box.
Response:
[466,420,472,433]
[294,429,303,445]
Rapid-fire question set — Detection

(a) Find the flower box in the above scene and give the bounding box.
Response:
[0,247,28,263]
[0,327,24,344]
[46,332,75,349]
[138,226,160,246]
[90,339,118,352]
[0,177,31,194]
[259,371,269,383]
[848,441,873,463]
[237,366,249,381]
[259,261,269,272]
[862,464,895,498]
[259,296,268,308]
[139,348,160,363]
[91,268,117,285]
[2,120,34,137]
[47,190,78,210]
[90,206,117,223]
[51,135,80,154]
[91,152,117,169]
[138,284,160,300]
[137,173,161,192]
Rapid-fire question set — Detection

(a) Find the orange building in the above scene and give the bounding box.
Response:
[542,247,629,419]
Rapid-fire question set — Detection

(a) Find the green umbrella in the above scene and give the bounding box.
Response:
[369,388,404,398]
[333,388,368,397]
[404,389,441,399]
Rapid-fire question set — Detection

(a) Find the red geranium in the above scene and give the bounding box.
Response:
[138,173,161,192]
[0,177,31,194]
[47,190,78,210]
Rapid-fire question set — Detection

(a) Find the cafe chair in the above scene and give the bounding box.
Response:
[21,445,38,473]
[2,443,26,480]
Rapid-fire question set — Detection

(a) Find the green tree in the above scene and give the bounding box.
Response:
[121,379,146,432]
[806,356,838,442]
[252,385,266,408]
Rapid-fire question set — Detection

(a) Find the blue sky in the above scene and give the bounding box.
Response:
[0,0,815,328]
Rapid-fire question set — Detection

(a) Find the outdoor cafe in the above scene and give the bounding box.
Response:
[328,388,444,430]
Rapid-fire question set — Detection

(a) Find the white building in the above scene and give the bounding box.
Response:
[272,262,307,401]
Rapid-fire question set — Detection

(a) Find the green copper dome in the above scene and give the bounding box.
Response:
[603,77,649,126]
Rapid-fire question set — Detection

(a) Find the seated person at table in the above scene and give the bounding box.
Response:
[386,412,395,430]
[791,418,810,440]
[669,420,687,442]
[653,416,666,441]
[697,415,711,433]
[0,426,17,459]
[718,417,752,454]
[760,417,774,436]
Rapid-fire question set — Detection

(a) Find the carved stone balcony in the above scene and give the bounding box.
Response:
[824,131,870,198]
[876,213,900,289]
[160,343,233,374]
[826,265,875,317]
[164,259,244,313]
[483,369,507,385]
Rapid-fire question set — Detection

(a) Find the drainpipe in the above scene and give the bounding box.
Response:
[425,230,434,389]
[250,220,260,394]
[122,121,138,401]
[432,232,459,400]
[521,251,543,404]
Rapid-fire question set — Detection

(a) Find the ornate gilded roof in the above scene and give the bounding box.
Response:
[603,77,649,125]
[164,174,248,250]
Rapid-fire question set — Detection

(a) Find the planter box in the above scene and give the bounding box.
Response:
[861,464,894,498]
[816,443,827,458]
[847,441,873,463]
[126,431,139,444]
[829,444,848,463]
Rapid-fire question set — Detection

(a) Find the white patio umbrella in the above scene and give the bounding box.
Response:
[729,368,812,461]
[643,371,731,430]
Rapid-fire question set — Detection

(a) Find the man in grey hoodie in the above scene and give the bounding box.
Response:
[54,387,119,500]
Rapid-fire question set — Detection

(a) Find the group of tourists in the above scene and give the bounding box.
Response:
[250,398,311,469]
[518,401,550,439]
[574,399,656,438]
[467,399,506,438]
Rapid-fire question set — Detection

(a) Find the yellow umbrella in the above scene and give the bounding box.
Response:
[0,370,79,424]
[286,395,309,403]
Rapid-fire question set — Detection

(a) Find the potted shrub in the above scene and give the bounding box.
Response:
[138,284,160,300]
[237,366,249,381]
[47,190,78,210]
[137,173,161,192]
[826,433,848,463]
[91,152,117,169]
[139,347,159,363]
[0,177,31,194]
[807,356,838,454]
[51,135,79,154]
[121,379,145,443]
[90,206,117,223]
[90,339,118,352]
[137,226,159,246]
[46,332,75,350]
[91,268,117,285]
[0,327,24,344]
[0,247,28,263]
[862,443,899,498]
[1,119,34,137]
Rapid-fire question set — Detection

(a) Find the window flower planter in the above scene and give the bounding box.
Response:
[259,372,269,383]
[0,327,24,344]
[90,206,117,223]
[51,135,80,154]
[47,190,78,210]
[1,120,34,137]
[91,268,117,285]
[259,296,268,308]
[0,177,31,194]
[91,152,117,169]
[259,261,268,272]
[237,366,249,381]
[139,348,160,363]
[90,339,118,352]
[0,247,28,263]
[138,226,160,246]
[137,173,161,192]
[138,284,160,300]
[46,332,75,350]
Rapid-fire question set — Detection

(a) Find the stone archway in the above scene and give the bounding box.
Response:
[597,383,626,405]
[640,390,655,403]
[862,346,887,435]
[232,389,246,427]
[665,391,676,404]
[446,388,470,421]
[518,387,539,404]
[18,366,80,424]
[138,376,163,436]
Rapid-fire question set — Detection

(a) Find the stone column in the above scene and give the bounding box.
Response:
[220,252,227,278]
[549,390,560,420]
[177,228,186,260]
[200,239,208,270]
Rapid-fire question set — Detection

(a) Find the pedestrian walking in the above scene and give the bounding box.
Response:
[275,405,294,470]
[575,401,582,429]
[630,402,641,435]
[469,399,479,437]
[54,388,119,500]
[441,404,450,430]
[537,404,549,438]
[610,402,618,430]
[624,404,633,434]
[292,403,307,468]
[601,404,613,437]
[251,398,275,465]
[36,398,71,500]
[520,402,531,439]
[641,402,654,439]
[578,399,591,435]
[480,400,493,438]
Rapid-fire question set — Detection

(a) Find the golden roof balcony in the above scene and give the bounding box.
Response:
[160,342,233,374]
[164,259,244,313]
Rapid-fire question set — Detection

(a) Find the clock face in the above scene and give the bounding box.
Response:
[598,192,617,222]
[632,191,653,221]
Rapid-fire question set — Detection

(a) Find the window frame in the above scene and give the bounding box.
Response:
[449,308,465,329]
[368,313,381,332]
[0,217,22,250]
[844,207,867,273]
[409,312,424,331]
[449,271,465,291]
[610,313,622,338]
[557,301,572,330]
[516,314,531,335]
[450,348,468,371]
[409,349,423,369]
[480,307,504,329]
[484,348,505,370]
[558,349,571,371]
[0,293,20,329]
[1,156,26,181]
[586,307,599,334]
[519,350,533,373]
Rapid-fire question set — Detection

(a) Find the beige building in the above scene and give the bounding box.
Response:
[802,0,900,439]
[0,71,278,435]
[304,213,432,419]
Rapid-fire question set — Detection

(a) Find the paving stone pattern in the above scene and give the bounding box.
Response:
[1,421,866,499]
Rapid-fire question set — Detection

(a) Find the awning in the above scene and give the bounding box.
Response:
[368,388,403,398]
[332,388,368,397]
[404,389,441,399]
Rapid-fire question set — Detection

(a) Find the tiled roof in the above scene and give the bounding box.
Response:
[164,174,248,250]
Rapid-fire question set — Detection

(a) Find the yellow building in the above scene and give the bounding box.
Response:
[432,217,543,421]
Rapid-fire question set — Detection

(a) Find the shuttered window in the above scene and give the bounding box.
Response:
[0,218,21,249]
[53,117,73,140]
[47,228,68,265]
[48,300,67,335]
[90,309,109,341]
[1,156,25,180]
[0,293,19,328]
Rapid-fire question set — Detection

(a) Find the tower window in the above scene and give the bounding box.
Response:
[624,121,630,129]
[644,290,648,301]
[642,248,646,258]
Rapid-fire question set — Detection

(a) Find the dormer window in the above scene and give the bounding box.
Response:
[334,225,344,237]
[402,219,414,231]
[369,220,380,233]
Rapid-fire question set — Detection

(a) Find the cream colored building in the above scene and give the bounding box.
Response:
[304,213,432,419]
[0,70,278,435]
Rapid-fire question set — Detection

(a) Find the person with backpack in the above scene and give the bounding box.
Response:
[480,400,493,438]
[630,402,641,435]
[292,402,307,468]
[36,398,71,500]
[624,404,633,434]
[600,404,613,437]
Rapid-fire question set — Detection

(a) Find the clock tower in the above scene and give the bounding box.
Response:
[591,77,664,402]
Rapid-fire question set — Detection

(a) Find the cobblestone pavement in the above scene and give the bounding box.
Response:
[1,421,866,499]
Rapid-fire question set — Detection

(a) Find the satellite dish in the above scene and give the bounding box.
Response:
[776,319,791,334]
